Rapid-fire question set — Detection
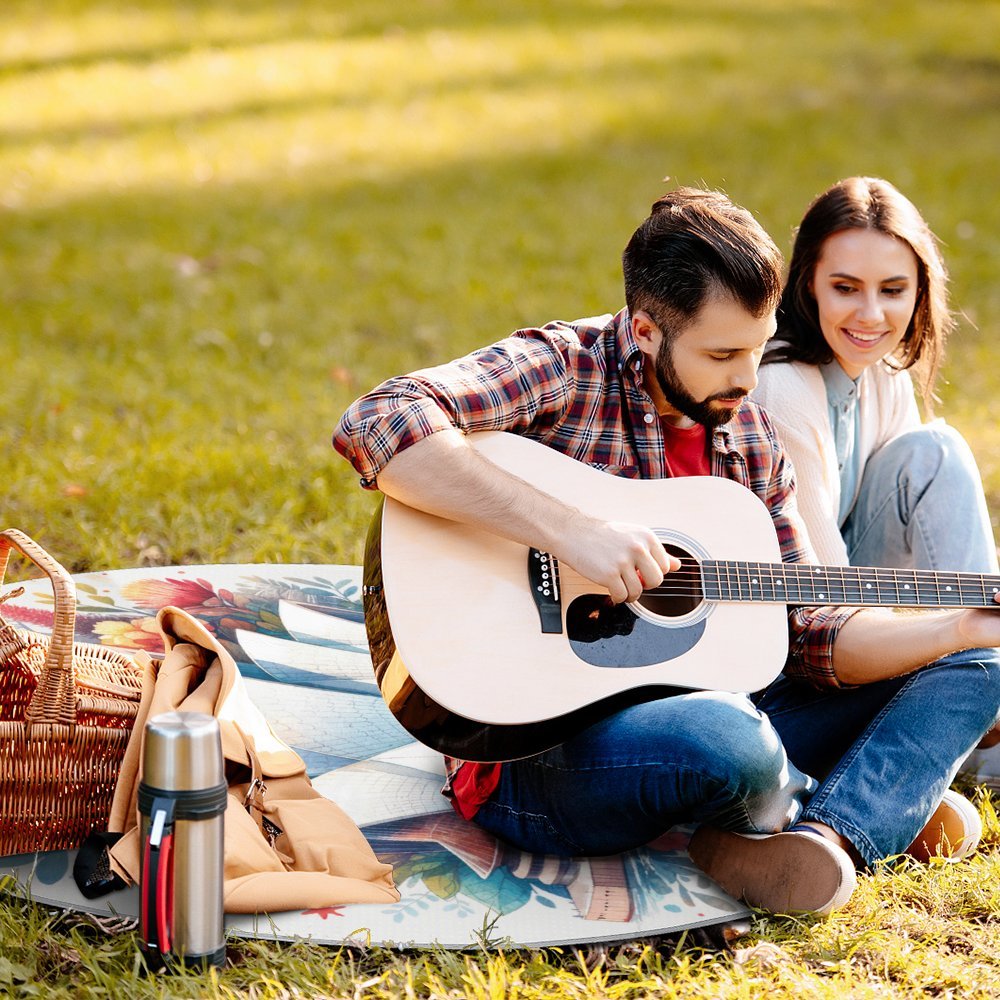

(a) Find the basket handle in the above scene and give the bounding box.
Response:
[0,528,78,728]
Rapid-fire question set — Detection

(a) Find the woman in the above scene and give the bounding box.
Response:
[753,176,1000,856]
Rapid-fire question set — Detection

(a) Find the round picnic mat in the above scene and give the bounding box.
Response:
[0,564,748,949]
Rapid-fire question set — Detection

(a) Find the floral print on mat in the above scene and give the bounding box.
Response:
[0,567,363,664]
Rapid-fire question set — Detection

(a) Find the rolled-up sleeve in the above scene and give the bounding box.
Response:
[785,605,858,687]
[333,332,573,488]
[333,390,458,488]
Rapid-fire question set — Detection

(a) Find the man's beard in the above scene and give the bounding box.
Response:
[654,339,748,429]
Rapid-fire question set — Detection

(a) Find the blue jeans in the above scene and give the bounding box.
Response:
[843,423,999,574]
[474,691,816,858]
[841,422,1000,785]
[475,649,1000,868]
[755,647,1000,865]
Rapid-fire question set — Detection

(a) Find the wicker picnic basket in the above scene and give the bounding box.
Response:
[0,528,145,856]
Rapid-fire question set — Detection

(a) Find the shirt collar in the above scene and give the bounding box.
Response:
[618,306,736,455]
[820,359,860,406]
[616,309,645,379]
[711,423,734,455]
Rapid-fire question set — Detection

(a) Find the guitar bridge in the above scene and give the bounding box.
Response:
[528,549,563,633]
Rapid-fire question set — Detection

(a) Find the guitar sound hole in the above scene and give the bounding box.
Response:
[636,543,703,618]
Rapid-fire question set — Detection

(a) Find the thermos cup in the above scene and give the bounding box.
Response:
[139,711,227,970]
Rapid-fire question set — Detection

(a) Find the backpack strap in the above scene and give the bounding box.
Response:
[232,722,293,866]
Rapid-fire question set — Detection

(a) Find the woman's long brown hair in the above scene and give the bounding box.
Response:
[764,176,953,411]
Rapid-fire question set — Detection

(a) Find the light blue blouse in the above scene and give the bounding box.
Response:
[820,360,864,527]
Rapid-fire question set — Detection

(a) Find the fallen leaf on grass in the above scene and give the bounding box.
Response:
[732,942,793,968]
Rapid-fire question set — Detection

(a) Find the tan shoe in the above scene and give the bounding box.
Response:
[907,789,982,862]
[687,827,857,915]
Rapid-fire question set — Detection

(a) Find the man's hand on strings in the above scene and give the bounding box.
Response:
[555,517,680,604]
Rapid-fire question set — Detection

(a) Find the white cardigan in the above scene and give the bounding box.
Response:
[752,359,921,566]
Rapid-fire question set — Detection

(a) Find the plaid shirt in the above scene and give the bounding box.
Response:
[334,309,858,812]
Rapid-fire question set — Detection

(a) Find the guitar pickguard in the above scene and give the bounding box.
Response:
[565,594,706,667]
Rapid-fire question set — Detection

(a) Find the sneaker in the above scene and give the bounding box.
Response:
[906,789,982,862]
[687,827,857,915]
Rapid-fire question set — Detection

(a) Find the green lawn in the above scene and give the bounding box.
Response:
[3,1,1000,995]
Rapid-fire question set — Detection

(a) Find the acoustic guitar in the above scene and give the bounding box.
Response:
[362,431,1000,762]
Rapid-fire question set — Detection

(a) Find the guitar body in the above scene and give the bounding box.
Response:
[363,432,790,761]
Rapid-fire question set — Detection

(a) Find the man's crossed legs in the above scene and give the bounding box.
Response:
[473,648,1000,914]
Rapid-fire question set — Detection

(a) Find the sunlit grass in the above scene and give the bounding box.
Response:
[0,12,734,207]
[4,812,1000,998]
[3,1,1000,993]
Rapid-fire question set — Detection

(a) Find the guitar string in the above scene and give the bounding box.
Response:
[555,583,999,606]
[555,564,1000,605]
[556,584,999,602]
[547,560,1000,586]
[643,571,1000,599]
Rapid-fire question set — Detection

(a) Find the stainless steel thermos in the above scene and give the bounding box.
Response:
[139,711,227,970]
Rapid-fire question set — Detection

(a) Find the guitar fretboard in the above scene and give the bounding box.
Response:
[701,561,1000,609]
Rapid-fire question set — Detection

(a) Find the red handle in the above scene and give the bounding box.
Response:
[141,834,153,943]
[156,832,174,955]
[140,800,176,962]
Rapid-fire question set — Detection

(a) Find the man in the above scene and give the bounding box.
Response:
[333,188,1000,915]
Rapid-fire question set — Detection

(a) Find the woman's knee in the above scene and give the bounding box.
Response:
[875,422,979,487]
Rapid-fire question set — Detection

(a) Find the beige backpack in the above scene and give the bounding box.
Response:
[106,606,399,914]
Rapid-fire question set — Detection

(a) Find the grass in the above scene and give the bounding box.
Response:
[2,0,1000,995]
[4,796,1000,998]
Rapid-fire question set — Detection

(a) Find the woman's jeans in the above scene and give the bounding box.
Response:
[842,423,999,574]
[842,422,1000,782]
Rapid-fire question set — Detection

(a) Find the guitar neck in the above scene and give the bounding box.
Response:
[701,561,1000,609]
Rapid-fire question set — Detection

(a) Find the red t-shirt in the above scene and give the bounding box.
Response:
[660,419,710,477]
[447,420,710,820]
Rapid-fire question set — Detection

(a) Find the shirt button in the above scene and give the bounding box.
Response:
[643,413,655,424]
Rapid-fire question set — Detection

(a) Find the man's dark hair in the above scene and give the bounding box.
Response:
[622,187,783,340]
